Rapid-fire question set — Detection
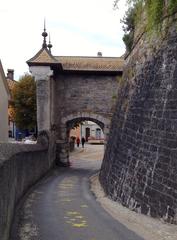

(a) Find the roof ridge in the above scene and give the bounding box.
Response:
[27,48,58,65]
[55,56,124,59]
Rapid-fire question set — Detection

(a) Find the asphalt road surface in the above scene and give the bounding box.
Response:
[12,144,144,240]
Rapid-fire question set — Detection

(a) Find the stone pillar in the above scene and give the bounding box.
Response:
[29,66,53,132]
[56,124,70,166]
[104,125,110,144]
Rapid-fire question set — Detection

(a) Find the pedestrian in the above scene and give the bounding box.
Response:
[81,137,86,148]
[76,137,80,147]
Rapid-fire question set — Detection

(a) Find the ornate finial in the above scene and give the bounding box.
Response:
[48,33,53,53]
[42,19,48,48]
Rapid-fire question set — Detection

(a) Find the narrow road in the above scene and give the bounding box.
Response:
[12,144,144,240]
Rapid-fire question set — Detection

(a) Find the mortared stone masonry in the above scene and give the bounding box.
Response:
[100,14,177,223]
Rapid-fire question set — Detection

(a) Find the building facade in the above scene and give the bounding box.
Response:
[7,69,18,138]
[70,121,104,142]
[81,121,104,141]
[0,61,10,142]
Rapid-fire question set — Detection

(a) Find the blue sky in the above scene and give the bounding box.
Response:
[0,0,127,79]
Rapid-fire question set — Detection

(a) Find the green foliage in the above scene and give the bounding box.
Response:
[12,74,36,131]
[145,0,164,31]
[121,5,137,51]
[169,0,177,14]
[113,0,140,9]
[122,32,134,52]
[112,94,117,99]
[116,0,143,52]
[115,0,177,52]
[116,76,123,83]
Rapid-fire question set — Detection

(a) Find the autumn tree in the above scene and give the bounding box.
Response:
[12,74,37,131]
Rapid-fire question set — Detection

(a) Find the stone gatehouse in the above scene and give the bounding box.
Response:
[27,28,124,165]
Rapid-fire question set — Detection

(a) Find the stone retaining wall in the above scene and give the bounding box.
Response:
[0,132,56,240]
[100,15,177,223]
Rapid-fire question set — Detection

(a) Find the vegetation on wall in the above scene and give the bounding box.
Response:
[121,5,137,52]
[114,0,177,52]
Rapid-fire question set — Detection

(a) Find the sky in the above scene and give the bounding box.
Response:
[0,0,127,80]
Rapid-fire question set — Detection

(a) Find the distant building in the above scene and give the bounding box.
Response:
[0,60,10,142]
[81,121,104,141]
[70,121,104,142]
[6,69,18,138]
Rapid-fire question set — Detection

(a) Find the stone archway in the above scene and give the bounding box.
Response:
[28,42,123,167]
[56,112,111,165]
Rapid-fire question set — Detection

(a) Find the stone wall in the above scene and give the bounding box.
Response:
[0,63,9,142]
[54,72,120,126]
[100,15,177,223]
[53,72,121,164]
[0,131,56,240]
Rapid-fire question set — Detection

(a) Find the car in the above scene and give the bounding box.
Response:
[23,135,37,144]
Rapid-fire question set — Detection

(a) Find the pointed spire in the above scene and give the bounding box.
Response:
[48,33,53,53]
[42,19,48,48]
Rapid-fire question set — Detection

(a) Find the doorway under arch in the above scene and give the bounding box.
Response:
[58,112,111,165]
[85,127,90,141]
[67,119,105,167]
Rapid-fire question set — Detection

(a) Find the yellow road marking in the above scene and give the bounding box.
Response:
[75,215,83,219]
[81,204,88,208]
[60,198,72,202]
[67,211,80,215]
[65,211,88,228]
[72,222,88,228]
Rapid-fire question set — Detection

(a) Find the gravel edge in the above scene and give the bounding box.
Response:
[90,173,177,240]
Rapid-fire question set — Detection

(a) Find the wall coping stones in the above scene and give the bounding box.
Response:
[0,143,46,165]
[0,131,55,239]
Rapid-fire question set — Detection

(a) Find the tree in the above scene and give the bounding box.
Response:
[121,5,137,52]
[12,74,37,131]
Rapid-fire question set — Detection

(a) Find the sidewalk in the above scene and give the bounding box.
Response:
[90,174,177,240]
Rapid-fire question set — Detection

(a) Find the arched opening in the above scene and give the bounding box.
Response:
[69,120,104,144]
[58,113,110,166]
[63,117,106,166]
[67,118,105,167]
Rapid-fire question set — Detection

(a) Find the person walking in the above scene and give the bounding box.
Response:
[81,137,86,148]
[76,137,80,147]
